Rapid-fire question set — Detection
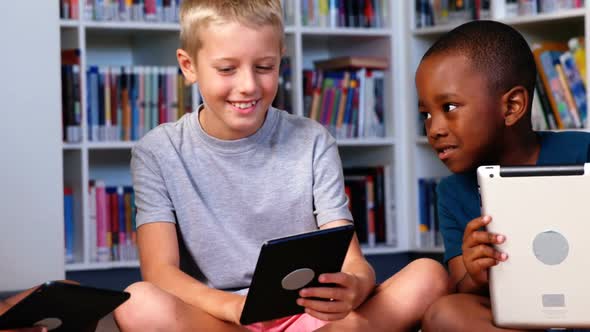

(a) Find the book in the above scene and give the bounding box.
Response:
[314,56,389,71]
[531,42,572,129]
[64,187,75,264]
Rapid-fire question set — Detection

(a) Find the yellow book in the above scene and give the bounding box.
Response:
[568,37,586,85]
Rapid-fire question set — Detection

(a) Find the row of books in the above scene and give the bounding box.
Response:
[62,64,82,143]
[62,50,83,143]
[301,0,389,28]
[415,0,584,29]
[303,57,387,139]
[85,65,195,142]
[531,37,587,130]
[60,0,80,20]
[417,177,443,249]
[416,0,491,28]
[88,181,138,263]
[344,167,390,247]
[82,0,182,22]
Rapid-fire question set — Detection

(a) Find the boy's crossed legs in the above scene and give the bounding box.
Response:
[422,294,544,332]
[115,258,448,332]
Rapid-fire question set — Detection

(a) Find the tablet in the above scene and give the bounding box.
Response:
[477,164,590,329]
[0,281,130,331]
[239,224,355,325]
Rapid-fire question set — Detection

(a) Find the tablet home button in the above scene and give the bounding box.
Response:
[34,317,62,331]
[281,268,315,290]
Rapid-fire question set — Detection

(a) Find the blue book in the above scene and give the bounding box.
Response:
[64,188,74,264]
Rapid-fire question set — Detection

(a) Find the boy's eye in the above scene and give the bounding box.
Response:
[217,67,235,73]
[420,112,431,120]
[442,103,457,112]
[256,65,274,72]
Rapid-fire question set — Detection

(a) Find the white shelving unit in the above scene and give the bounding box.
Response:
[59,1,588,271]
[403,2,589,254]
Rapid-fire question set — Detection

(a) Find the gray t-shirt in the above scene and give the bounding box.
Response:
[131,106,352,290]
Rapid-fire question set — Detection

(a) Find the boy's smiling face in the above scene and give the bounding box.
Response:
[416,53,505,173]
[179,21,282,140]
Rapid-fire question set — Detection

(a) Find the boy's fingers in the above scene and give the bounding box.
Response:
[474,257,499,271]
[464,216,491,239]
[466,231,505,246]
[466,244,507,262]
[304,308,348,322]
[318,272,350,287]
[297,297,347,313]
[300,287,344,301]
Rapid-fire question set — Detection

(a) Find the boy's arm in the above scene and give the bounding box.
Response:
[137,222,245,324]
[448,256,485,294]
[320,219,376,308]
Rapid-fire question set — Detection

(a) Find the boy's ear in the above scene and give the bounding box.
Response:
[177,49,198,84]
[501,86,529,127]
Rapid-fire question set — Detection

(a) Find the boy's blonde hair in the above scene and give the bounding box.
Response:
[179,0,284,58]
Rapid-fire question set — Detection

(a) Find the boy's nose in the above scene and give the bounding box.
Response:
[428,115,448,139]
[238,69,257,95]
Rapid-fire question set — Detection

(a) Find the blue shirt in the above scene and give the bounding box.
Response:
[438,131,590,263]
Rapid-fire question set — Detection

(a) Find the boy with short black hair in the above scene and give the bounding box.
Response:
[113,0,449,331]
[416,20,590,331]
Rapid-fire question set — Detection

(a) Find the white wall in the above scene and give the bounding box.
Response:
[0,1,64,291]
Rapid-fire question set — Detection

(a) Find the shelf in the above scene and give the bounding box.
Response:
[410,246,445,254]
[60,19,79,28]
[285,26,295,34]
[502,7,585,27]
[337,137,395,147]
[83,21,180,31]
[63,143,83,150]
[416,136,429,144]
[412,7,585,36]
[86,141,136,150]
[361,245,406,255]
[65,260,140,271]
[300,26,391,37]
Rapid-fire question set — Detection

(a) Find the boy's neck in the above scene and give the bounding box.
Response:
[498,128,540,166]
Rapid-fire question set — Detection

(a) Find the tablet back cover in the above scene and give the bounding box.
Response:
[478,164,590,329]
[240,224,354,325]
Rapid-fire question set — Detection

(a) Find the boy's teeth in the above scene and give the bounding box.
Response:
[231,101,256,109]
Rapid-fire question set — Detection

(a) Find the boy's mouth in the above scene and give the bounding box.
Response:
[228,100,259,114]
[435,145,458,160]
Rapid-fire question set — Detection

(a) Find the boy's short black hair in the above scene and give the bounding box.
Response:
[423,20,536,107]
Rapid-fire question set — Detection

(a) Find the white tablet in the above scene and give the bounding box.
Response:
[477,164,590,329]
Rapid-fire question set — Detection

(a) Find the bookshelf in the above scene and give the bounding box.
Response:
[57,1,588,272]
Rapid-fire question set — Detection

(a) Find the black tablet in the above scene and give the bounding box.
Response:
[240,224,355,325]
[0,281,130,331]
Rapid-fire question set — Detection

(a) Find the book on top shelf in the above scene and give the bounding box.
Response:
[313,56,388,70]
[532,40,587,130]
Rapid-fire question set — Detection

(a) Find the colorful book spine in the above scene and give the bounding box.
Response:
[64,187,75,263]
[95,181,110,262]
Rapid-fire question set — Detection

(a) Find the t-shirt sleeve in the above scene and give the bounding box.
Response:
[131,144,176,227]
[437,180,464,263]
[312,131,353,227]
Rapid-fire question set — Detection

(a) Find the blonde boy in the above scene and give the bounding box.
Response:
[114,1,448,331]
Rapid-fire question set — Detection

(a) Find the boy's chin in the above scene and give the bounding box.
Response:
[445,160,477,174]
